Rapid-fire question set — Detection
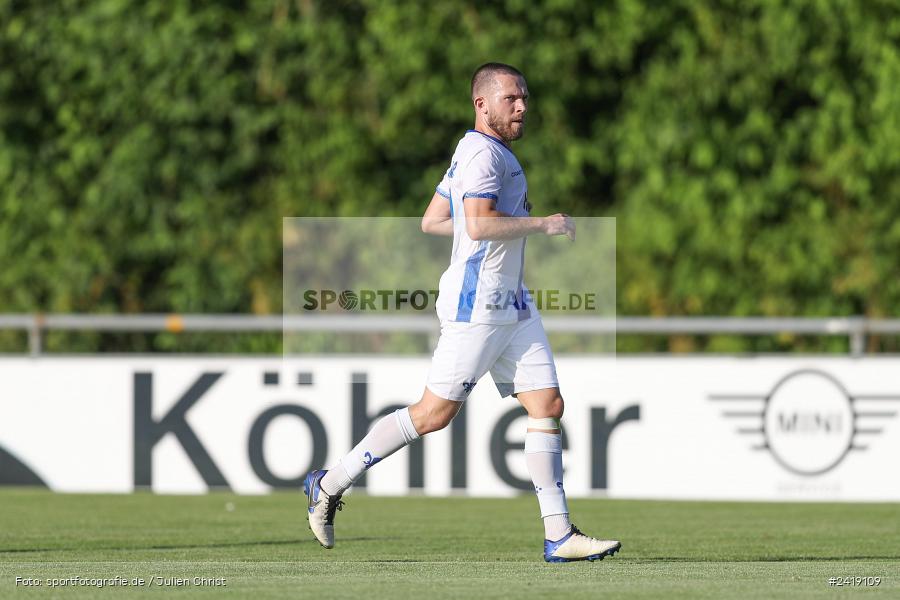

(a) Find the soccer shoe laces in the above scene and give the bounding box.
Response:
[567,524,616,547]
[324,494,344,525]
[568,524,599,543]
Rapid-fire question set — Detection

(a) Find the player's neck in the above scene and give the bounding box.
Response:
[472,123,510,148]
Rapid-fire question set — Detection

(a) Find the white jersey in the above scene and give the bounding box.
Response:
[434,130,534,324]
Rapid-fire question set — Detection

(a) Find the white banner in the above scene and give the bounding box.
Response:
[0,357,898,501]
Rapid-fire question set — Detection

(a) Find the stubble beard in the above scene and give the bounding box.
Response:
[487,112,524,143]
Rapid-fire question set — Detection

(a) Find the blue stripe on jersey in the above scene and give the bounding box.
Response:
[463,191,499,200]
[436,186,450,199]
[455,241,488,322]
[516,238,531,321]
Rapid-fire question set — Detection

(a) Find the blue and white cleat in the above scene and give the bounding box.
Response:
[303,469,344,549]
[544,525,621,563]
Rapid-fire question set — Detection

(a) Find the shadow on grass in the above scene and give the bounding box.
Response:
[0,537,399,554]
[633,556,900,563]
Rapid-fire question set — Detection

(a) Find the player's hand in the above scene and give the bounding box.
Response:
[542,214,576,241]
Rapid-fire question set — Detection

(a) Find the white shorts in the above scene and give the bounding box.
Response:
[425,316,559,401]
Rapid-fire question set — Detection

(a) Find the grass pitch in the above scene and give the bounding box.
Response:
[1,489,898,599]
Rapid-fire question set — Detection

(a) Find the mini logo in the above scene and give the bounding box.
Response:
[462,381,477,395]
[710,369,900,476]
[362,451,382,469]
[511,169,523,177]
[338,291,358,310]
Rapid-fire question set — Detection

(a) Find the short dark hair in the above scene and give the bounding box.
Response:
[471,63,524,98]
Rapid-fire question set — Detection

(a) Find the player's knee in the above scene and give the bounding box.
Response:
[524,393,564,421]
[534,395,563,420]
[548,395,564,420]
[434,410,456,432]
[420,411,453,434]
[411,401,457,434]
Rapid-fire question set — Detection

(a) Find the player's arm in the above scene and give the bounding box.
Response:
[464,197,575,241]
[421,191,454,236]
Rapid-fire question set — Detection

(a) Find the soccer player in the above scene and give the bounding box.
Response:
[304,63,621,563]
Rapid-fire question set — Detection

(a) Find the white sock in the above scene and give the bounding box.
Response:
[320,407,420,496]
[319,463,351,496]
[525,430,571,541]
[543,514,571,541]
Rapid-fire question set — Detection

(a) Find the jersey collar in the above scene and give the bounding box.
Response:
[467,129,510,149]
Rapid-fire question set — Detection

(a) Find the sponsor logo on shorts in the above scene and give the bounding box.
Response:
[462,381,477,396]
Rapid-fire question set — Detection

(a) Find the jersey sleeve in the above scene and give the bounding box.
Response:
[459,149,503,202]
[435,165,452,200]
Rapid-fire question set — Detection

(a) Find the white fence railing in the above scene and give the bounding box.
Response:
[3,314,900,356]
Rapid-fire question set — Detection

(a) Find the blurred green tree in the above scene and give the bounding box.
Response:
[0,0,897,352]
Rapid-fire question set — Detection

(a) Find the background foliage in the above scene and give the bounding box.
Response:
[1,0,899,352]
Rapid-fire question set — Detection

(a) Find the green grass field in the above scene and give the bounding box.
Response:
[1,489,898,599]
